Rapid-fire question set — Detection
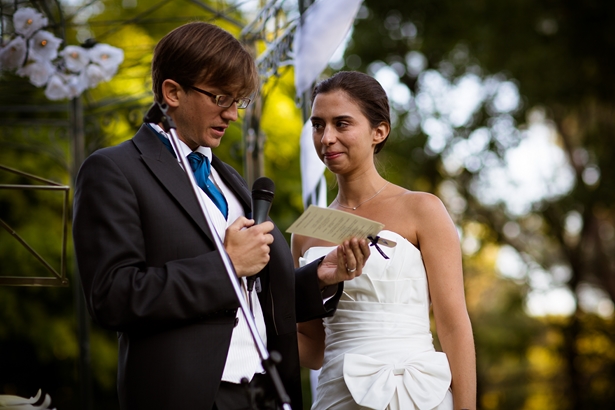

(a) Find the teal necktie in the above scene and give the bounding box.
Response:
[186,152,228,220]
[152,128,228,219]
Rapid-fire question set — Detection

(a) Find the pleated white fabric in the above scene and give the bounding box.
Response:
[299,230,453,410]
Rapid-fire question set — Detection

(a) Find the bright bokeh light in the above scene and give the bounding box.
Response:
[372,65,412,110]
[496,245,526,280]
[578,283,615,318]
[497,246,577,317]
[491,81,520,113]
[405,51,427,77]
[526,288,577,316]
[417,71,485,127]
[497,245,579,317]
[473,111,575,216]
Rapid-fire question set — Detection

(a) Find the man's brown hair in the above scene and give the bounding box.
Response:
[152,22,259,102]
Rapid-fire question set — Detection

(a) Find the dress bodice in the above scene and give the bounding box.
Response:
[300,231,452,410]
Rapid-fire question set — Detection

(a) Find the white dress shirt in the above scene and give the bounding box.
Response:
[150,124,267,383]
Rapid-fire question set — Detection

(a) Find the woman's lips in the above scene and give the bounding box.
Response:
[324,151,343,160]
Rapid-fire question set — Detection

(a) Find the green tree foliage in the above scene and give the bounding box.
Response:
[0,74,80,406]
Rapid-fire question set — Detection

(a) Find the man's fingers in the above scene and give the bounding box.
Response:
[229,216,254,230]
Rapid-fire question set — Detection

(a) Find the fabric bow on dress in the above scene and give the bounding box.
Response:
[343,351,451,410]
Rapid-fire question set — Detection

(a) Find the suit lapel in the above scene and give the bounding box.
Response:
[211,155,252,216]
[132,125,215,242]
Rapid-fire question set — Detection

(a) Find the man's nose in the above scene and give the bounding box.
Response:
[222,103,238,121]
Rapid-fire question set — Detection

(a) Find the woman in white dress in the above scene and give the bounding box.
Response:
[292,71,476,410]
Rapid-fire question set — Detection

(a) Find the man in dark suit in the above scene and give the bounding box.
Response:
[72,22,368,410]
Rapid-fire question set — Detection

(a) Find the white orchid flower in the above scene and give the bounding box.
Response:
[88,43,124,78]
[61,45,89,72]
[44,74,70,101]
[27,30,62,62]
[17,59,56,87]
[65,73,88,99]
[1,5,124,99]
[12,7,48,39]
[0,389,55,409]
[82,63,107,87]
[0,37,27,70]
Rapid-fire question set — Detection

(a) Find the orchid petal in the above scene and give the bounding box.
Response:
[28,31,62,62]
[44,74,70,100]
[17,59,57,87]
[60,45,89,72]
[88,43,124,76]
[13,8,48,39]
[0,37,27,70]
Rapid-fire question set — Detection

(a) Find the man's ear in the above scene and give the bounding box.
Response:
[373,122,390,145]
[161,79,183,108]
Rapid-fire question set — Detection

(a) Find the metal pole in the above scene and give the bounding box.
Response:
[70,95,93,410]
[299,0,314,123]
[243,97,263,188]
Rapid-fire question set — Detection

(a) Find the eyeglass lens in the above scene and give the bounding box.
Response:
[217,95,250,109]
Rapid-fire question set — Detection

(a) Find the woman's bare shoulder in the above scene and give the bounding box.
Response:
[398,189,447,216]
[381,189,450,245]
[398,188,442,202]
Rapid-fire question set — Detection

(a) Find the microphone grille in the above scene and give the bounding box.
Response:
[252,177,275,201]
[252,176,275,193]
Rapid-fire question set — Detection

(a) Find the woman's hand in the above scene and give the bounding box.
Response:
[316,237,370,288]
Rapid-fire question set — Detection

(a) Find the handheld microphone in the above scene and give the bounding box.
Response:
[251,177,275,225]
[248,177,275,293]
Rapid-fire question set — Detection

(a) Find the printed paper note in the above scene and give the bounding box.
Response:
[286,205,394,245]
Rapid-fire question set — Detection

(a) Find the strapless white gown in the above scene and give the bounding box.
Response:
[300,230,453,410]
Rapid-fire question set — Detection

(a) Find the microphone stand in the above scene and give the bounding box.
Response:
[143,102,292,410]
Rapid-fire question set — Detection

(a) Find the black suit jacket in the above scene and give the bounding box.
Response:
[73,125,341,409]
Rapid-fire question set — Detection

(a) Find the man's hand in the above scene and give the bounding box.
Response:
[225,217,274,277]
[317,237,370,288]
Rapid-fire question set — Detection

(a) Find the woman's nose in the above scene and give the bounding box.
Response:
[321,126,336,145]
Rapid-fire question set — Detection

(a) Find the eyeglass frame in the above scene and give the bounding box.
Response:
[188,85,251,109]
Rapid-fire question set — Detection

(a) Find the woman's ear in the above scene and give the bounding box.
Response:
[373,122,390,145]
[161,79,182,108]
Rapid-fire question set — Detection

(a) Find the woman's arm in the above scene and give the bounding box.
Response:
[413,193,477,410]
[292,233,326,369]
[298,319,325,369]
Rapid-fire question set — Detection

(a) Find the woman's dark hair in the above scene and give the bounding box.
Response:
[152,22,258,102]
[312,71,391,153]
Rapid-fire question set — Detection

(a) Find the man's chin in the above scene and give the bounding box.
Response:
[202,137,222,149]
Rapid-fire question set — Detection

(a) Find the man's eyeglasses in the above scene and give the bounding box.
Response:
[189,86,251,109]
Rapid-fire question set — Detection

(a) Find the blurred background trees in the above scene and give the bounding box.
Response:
[1,0,614,409]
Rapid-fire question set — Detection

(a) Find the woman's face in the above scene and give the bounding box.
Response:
[310,90,387,175]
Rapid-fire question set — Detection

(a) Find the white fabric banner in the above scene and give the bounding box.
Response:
[293,0,363,99]
[300,119,328,209]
